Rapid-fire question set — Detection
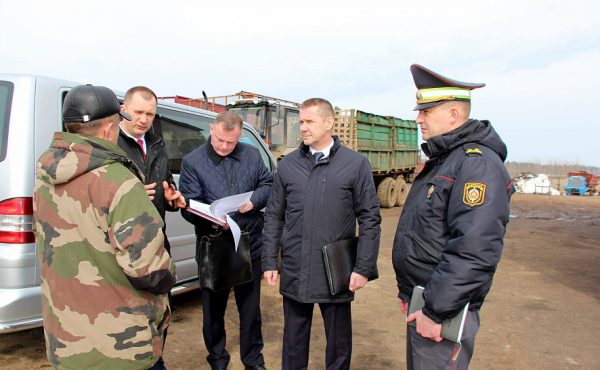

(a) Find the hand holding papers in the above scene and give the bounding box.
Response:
[187,191,253,250]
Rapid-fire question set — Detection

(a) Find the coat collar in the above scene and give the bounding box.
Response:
[422,119,507,161]
[300,136,342,159]
[206,136,242,165]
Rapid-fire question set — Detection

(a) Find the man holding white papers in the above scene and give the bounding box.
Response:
[180,112,272,370]
[392,64,514,369]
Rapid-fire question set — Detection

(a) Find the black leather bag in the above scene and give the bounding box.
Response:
[196,231,253,292]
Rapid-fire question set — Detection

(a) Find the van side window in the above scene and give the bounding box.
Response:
[154,108,211,174]
[154,107,274,174]
[0,81,14,162]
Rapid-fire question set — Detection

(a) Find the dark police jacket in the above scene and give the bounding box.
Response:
[118,129,177,252]
[392,119,515,323]
[262,137,381,303]
[179,139,273,261]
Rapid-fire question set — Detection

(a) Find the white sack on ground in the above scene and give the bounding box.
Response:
[512,173,560,195]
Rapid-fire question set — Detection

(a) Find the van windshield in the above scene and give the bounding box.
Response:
[0,81,14,162]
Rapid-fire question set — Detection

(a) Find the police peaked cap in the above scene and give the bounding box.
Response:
[63,84,131,123]
[410,64,485,111]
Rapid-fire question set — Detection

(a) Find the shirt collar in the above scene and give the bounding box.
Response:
[119,122,144,141]
[309,138,334,158]
[119,123,146,150]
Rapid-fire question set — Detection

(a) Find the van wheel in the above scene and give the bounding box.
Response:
[377,177,397,208]
[395,177,408,206]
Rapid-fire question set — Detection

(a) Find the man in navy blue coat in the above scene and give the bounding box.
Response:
[392,64,514,370]
[179,112,272,370]
[263,98,381,370]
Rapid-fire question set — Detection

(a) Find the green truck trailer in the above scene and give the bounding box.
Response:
[333,109,419,208]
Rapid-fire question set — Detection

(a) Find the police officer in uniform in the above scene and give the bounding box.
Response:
[392,64,515,370]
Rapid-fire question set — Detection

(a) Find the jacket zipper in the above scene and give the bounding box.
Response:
[320,176,326,204]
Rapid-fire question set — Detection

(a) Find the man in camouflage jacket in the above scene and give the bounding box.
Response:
[33,85,175,370]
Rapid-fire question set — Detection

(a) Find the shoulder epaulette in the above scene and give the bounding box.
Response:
[464,145,483,157]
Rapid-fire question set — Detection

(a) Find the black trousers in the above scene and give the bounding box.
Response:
[201,262,265,369]
[282,296,352,370]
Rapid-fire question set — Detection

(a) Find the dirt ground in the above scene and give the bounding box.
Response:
[1,193,599,369]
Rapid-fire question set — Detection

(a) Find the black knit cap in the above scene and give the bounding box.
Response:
[62,84,131,123]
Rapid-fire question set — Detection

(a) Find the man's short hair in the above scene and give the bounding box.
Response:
[64,114,119,135]
[300,98,335,120]
[214,111,243,130]
[124,86,158,103]
[452,100,472,118]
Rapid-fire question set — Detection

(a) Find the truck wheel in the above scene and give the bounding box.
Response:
[395,177,408,206]
[377,177,397,208]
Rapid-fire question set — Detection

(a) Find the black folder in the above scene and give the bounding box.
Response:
[322,238,357,295]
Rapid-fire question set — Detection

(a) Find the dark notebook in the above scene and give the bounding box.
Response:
[408,285,470,343]
[322,238,357,295]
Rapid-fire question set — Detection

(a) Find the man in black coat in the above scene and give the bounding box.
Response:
[179,111,272,370]
[118,86,186,254]
[262,98,381,370]
[118,86,186,370]
[392,64,515,370]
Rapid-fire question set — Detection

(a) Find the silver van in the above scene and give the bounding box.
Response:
[0,74,276,333]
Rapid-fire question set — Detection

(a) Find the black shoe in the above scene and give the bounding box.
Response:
[245,365,267,370]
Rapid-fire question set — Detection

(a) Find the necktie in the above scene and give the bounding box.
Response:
[137,139,146,160]
[314,151,324,165]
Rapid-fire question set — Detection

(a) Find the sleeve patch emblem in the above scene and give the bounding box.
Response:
[463,182,486,207]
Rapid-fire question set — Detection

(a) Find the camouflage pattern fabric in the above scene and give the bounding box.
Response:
[33,132,176,370]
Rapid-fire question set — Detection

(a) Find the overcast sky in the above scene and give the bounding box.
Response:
[2,1,599,166]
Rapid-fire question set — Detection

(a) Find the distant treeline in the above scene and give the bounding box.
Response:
[505,162,600,178]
